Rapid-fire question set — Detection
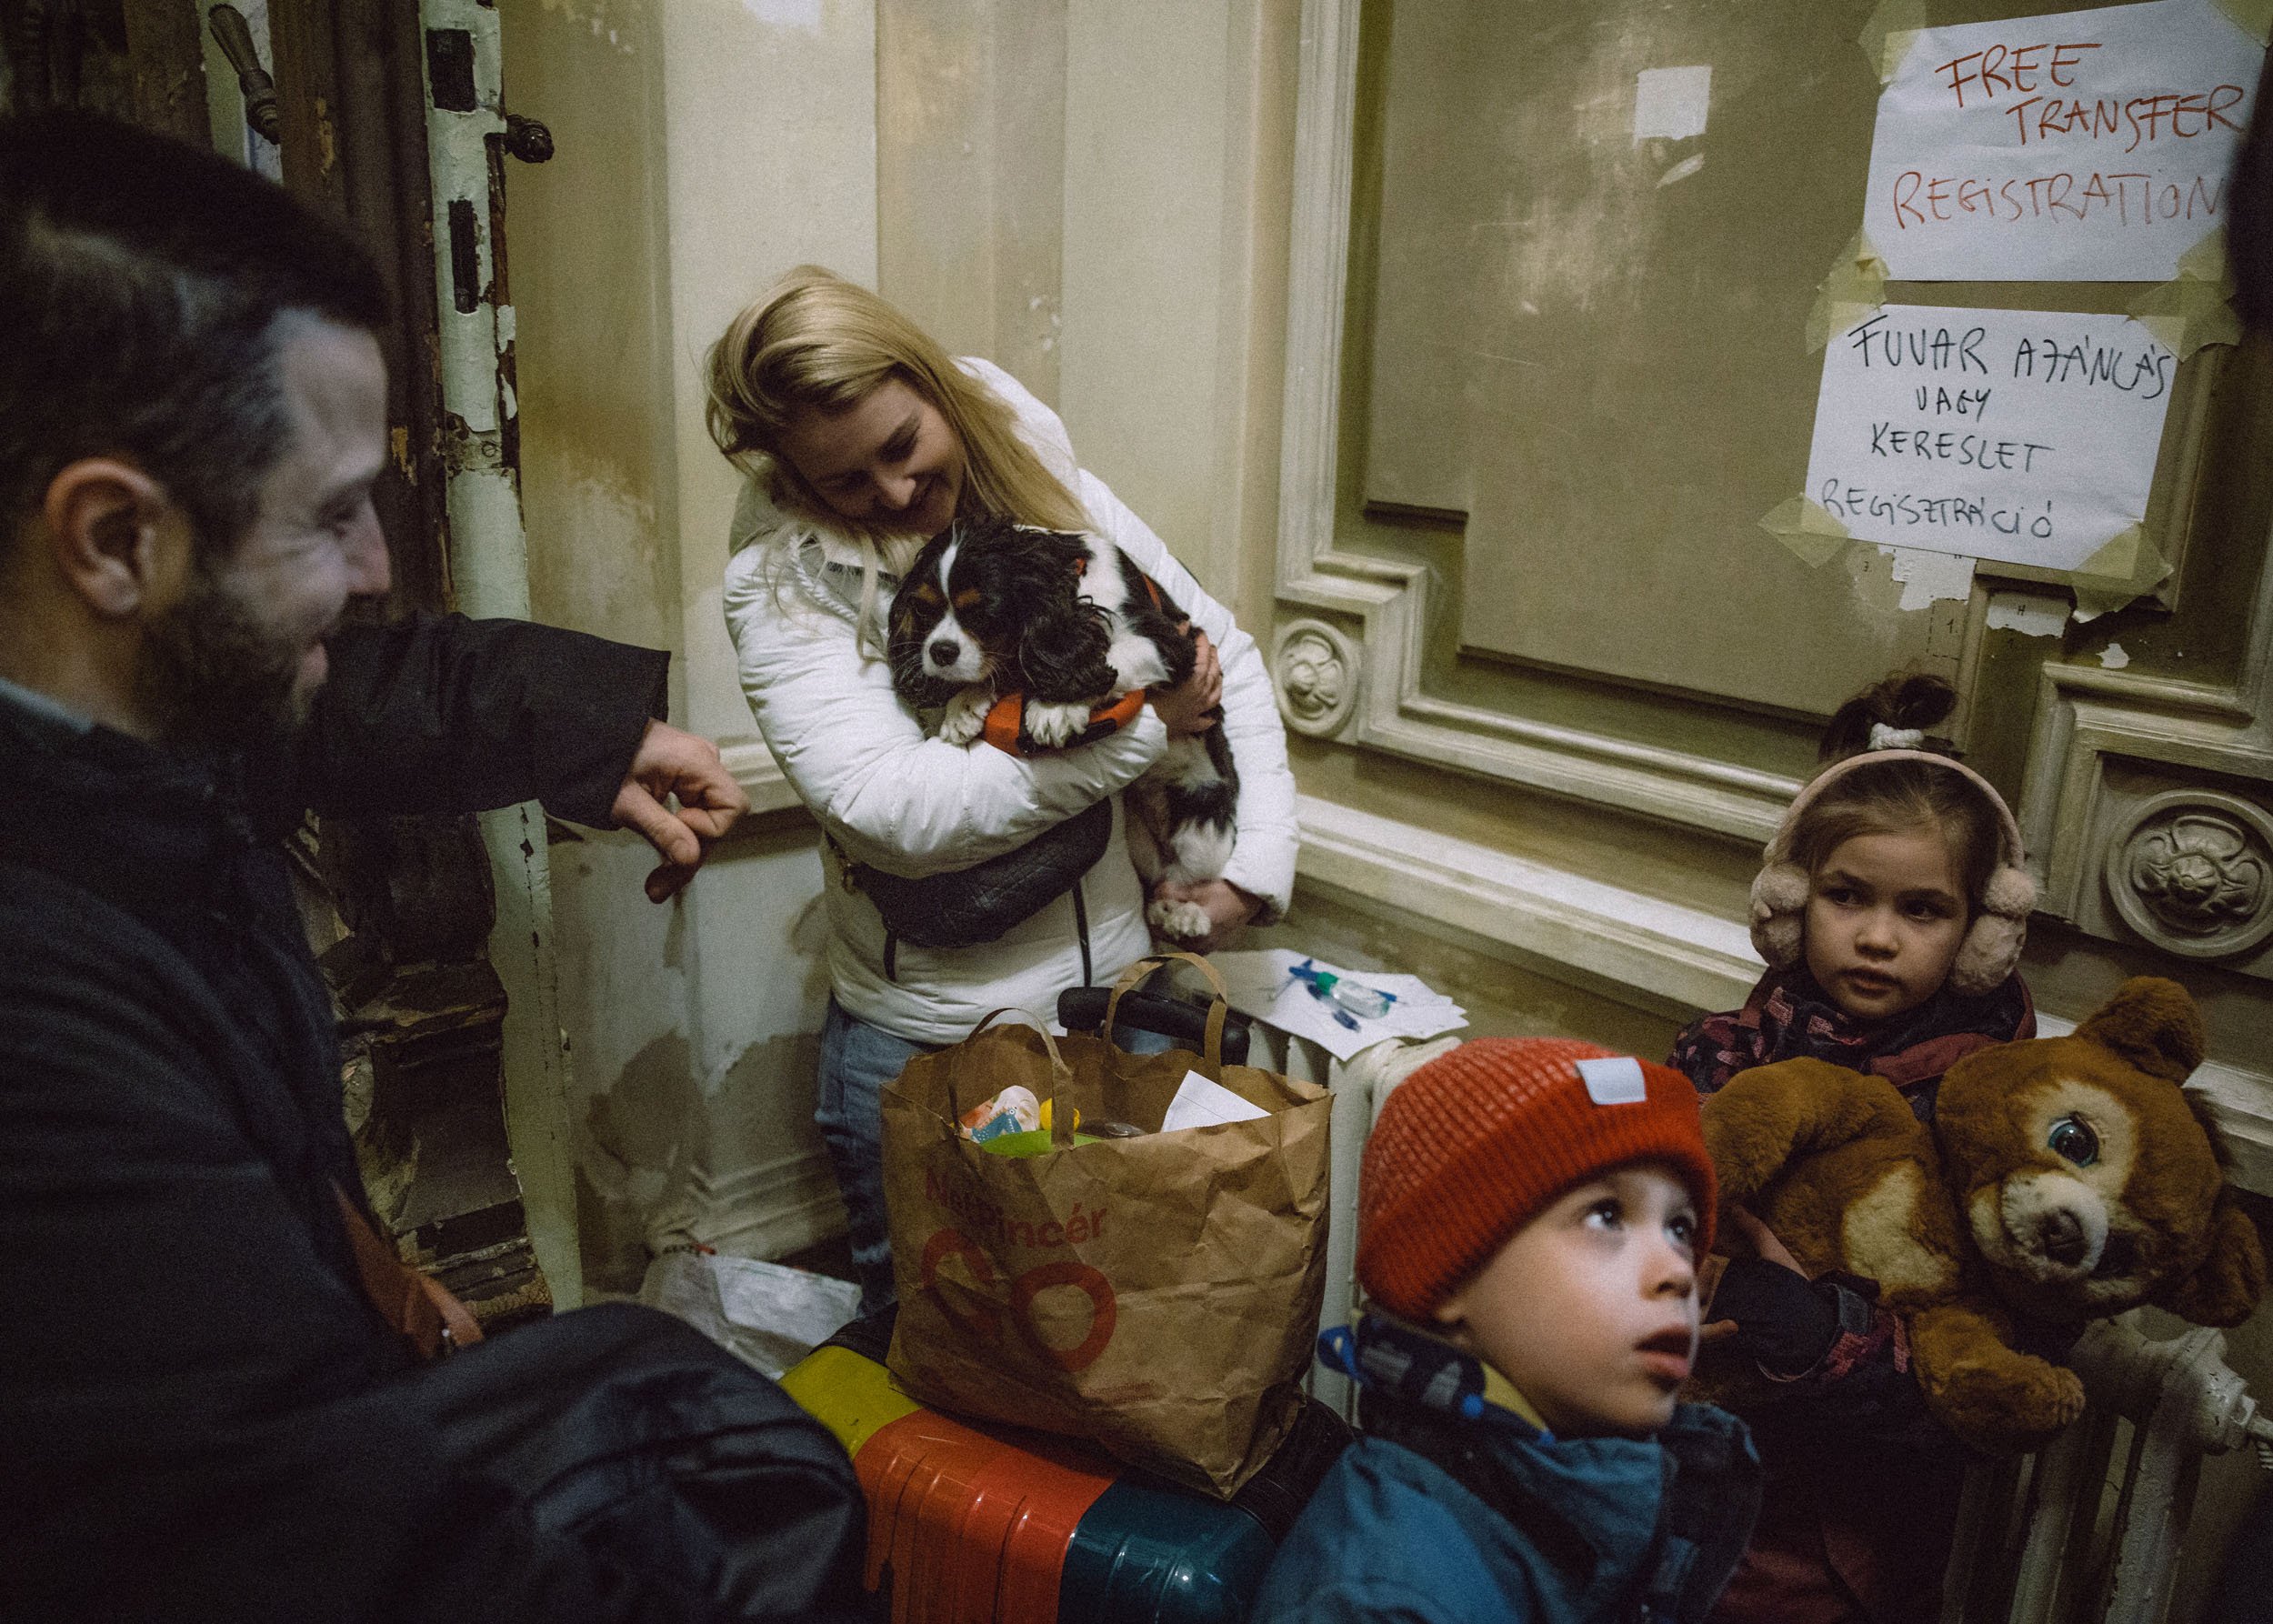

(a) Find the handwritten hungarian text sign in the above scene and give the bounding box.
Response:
[1805,306,2178,566]
[1864,0,2262,280]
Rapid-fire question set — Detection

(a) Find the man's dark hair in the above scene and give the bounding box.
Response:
[0,111,389,560]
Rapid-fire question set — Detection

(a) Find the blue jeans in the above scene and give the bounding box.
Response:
[814,997,1177,1315]
[815,999,932,1315]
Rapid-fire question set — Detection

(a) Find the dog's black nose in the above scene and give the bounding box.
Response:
[928,638,960,667]
[2039,1208,2088,1268]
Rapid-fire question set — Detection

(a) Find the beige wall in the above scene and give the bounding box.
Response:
[500,0,876,1291]
[876,0,1067,406]
[876,0,1297,614]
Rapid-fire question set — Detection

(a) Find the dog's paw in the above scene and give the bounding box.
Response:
[937,688,993,746]
[1147,897,1213,942]
[1025,698,1095,748]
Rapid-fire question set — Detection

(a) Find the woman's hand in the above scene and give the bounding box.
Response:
[1150,877,1259,953]
[1148,631,1223,739]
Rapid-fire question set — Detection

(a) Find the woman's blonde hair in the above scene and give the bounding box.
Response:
[706,266,1088,537]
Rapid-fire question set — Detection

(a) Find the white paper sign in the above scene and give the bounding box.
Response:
[1805,306,2178,567]
[1864,0,2261,281]
[1634,66,1712,143]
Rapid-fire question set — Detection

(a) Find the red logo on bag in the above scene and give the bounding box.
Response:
[917,1227,1003,1341]
[1009,1259,1117,1372]
[918,1228,1118,1371]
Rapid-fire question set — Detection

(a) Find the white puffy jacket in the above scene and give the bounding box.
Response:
[722,358,1298,1046]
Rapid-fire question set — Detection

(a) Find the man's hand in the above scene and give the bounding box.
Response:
[609,720,749,902]
[1149,877,1259,953]
[1148,631,1223,740]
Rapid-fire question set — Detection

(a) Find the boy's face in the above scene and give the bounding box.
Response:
[1433,1162,1701,1439]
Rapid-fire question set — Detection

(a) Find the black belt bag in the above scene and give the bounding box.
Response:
[842,796,1113,950]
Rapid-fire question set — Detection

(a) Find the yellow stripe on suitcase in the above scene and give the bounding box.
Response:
[778,1343,923,1459]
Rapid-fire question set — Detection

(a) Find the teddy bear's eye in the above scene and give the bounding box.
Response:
[2048,1115,2099,1168]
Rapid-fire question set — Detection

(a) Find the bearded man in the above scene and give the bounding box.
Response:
[0,114,864,1620]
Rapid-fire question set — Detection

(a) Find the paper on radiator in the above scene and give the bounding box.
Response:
[1208,948,1468,1062]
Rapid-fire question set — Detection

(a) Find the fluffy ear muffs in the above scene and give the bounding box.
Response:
[1944,889,2030,996]
[1748,863,1810,970]
[1749,747,2036,994]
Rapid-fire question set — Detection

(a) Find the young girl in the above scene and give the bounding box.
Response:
[1668,672,2037,1624]
[706,267,1298,1311]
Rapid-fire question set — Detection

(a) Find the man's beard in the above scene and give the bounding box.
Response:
[135,561,316,752]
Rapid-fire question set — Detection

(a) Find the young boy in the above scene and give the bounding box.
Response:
[1252,1038,1761,1624]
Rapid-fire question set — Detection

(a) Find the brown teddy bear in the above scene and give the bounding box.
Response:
[1697,977,2266,1455]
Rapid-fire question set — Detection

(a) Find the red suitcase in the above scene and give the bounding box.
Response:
[781,1313,1347,1624]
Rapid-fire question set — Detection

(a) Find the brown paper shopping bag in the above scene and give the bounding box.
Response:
[880,953,1332,1498]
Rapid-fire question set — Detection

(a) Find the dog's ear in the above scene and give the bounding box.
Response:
[996,526,1091,591]
[1019,598,1116,702]
[2153,1191,2269,1327]
[1043,528,1094,572]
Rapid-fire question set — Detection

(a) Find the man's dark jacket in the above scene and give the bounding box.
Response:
[0,615,866,1622]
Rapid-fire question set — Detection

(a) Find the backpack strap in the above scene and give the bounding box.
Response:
[331,1182,484,1359]
[1071,877,1092,987]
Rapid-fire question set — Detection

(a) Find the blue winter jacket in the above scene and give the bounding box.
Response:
[1250,1375,1760,1623]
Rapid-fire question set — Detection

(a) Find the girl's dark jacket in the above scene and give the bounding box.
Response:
[0,614,866,1623]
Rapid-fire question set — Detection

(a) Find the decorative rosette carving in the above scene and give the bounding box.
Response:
[1271,618,1360,738]
[2105,791,2273,960]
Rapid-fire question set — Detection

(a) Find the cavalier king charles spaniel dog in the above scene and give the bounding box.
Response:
[886,516,1239,942]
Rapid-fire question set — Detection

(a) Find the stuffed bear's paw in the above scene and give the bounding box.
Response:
[1025,699,1095,748]
[937,688,993,746]
[1931,1353,2087,1454]
[1147,897,1212,942]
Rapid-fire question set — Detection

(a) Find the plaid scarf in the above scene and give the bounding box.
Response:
[1669,967,2034,1118]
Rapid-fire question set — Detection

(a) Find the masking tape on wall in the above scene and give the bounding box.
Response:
[2130,231,2244,360]
[1859,0,1928,84]
[1807,232,1891,354]
[2214,0,2273,45]
[2068,524,2172,622]
[1760,496,1852,567]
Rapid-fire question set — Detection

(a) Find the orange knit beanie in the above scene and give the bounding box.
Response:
[1357,1038,1717,1322]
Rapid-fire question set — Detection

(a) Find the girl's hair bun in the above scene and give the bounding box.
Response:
[1819,671,1958,763]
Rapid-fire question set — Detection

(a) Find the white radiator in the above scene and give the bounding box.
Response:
[1943,1317,2273,1624]
[1245,1024,1460,1422]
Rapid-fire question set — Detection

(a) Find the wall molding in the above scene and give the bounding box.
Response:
[2017,519,2273,983]
[691,1148,846,1261]
[1296,794,1762,1018]
[721,740,806,817]
[1295,794,2273,1198]
[1268,0,1802,845]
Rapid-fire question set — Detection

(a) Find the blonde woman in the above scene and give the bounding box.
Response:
[710,266,1297,1308]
